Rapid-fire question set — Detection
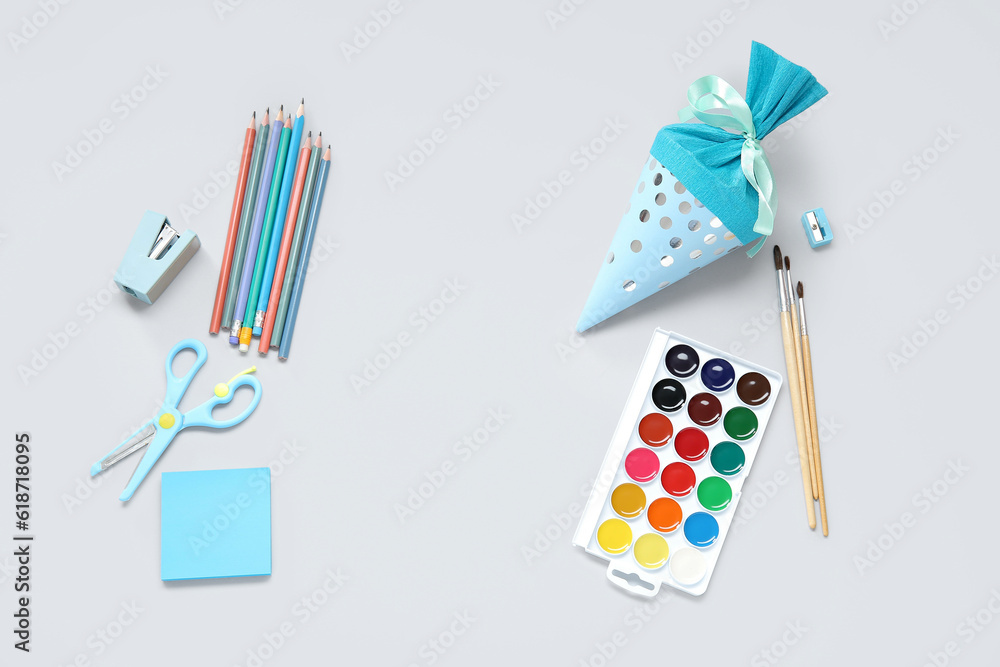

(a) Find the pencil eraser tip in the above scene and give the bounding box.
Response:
[239,344,249,352]
[252,327,262,336]
[228,337,239,345]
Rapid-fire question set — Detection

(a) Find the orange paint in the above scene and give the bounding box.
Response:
[647,497,683,533]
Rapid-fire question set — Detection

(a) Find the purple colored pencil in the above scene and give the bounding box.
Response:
[229,109,285,344]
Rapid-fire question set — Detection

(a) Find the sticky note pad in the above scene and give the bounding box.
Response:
[161,468,271,581]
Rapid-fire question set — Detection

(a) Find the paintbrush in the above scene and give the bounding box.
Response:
[785,256,819,499]
[774,246,816,530]
[798,281,829,536]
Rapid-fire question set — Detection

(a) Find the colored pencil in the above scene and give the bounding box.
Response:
[258,131,312,353]
[254,99,305,336]
[785,256,819,499]
[223,112,269,329]
[231,107,284,344]
[774,246,816,530]
[239,111,292,351]
[798,281,829,536]
[209,112,255,334]
[279,145,331,360]
[272,132,322,349]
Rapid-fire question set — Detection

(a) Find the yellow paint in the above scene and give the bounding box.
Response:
[596,519,632,555]
[633,533,669,569]
[158,413,175,429]
[610,483,646,519]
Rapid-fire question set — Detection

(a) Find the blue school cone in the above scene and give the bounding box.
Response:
[575,154,744,332]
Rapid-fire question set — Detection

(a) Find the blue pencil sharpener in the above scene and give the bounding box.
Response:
[801,208,832,248]
[115,211,199,304]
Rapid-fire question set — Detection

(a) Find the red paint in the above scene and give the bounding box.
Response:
[624,448,660,483]
[638,413,673,447]
[675,427,710,462]
[661,461,696,497]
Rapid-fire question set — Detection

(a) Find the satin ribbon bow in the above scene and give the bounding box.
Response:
[678,75,776,257]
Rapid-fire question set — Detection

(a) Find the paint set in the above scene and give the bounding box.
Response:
[573,330,781,596]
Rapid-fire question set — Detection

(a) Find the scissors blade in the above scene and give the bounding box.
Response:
[91,424,156,475]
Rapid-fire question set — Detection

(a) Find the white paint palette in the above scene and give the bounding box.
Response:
[573,330,782,596]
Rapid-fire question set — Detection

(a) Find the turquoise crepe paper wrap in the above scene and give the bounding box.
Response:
[650,41,827,247]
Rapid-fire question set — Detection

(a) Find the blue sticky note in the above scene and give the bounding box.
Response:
[161,468,271,581]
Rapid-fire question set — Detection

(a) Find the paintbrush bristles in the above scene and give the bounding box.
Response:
[797,281,804,298]
[773,245,783,270]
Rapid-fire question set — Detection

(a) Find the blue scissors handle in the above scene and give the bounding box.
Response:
[163,339,208,409]
[182,374,263,429]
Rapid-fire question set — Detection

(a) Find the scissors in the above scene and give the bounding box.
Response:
[91,339,263,501]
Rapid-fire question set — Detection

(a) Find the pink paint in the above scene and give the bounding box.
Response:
[624,447,660,483]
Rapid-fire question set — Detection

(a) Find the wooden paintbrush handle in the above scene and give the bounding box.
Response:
[781,313,816,530]
[789,304,819,499]
[802,334,829,536]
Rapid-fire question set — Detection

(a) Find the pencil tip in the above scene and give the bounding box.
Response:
[797,281,803,298]
[773,245,782,270]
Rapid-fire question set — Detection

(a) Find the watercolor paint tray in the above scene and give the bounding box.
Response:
[573,329,782,597]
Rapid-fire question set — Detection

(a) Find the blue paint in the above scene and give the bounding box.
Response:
[683,512,720,548]
[701,358,735,392]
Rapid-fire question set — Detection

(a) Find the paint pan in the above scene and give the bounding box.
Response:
[573,330,782,596]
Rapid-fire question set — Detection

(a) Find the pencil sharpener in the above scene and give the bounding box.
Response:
[800,208,832,248]
[115,211,200,305]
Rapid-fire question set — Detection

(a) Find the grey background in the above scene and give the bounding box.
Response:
[2,0,999,664]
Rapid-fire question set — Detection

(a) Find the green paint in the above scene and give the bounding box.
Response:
[724,406,758,441]
[710,441,745,476]
[697,476,732,512]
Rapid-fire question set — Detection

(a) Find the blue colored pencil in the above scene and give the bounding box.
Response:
[278,145,330,360]
[254,99,305,335]
[230,109,283,344]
